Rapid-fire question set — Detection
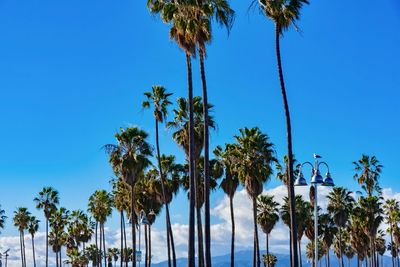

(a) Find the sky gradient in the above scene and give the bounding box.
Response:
[0,0,399,250]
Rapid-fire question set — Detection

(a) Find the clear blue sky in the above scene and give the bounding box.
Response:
[0,0,399,236]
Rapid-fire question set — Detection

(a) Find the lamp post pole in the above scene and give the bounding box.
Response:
[294,154,334,267]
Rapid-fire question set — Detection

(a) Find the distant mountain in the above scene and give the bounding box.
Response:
[152,250,393,267]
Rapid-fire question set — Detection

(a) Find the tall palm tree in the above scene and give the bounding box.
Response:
[0,205,6,233]
[142,85,177,267]
[349,214,369,267]
[257,195,279,267]
[384,198,400,267]
[14,207,31,267]
[353,154,383,197]
[214,144,239,267]
[34,187,59,267]
[105,126,153,267]
[327,187,354,267]
[253,0,309,264]
[167,96,215,267]
[28,216,40,267]
[193,2,235,265]
[146,2,200,265]
[231,127,276,267]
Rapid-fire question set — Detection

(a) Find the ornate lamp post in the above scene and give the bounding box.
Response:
[294,154,334,267]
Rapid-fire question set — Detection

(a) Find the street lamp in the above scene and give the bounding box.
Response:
[138,210,150,267]
[294,154,334,267]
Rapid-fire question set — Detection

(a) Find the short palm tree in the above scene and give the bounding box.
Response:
[214,144,239,267]
[353,154,383,197]
[327,187,354,267]
[262,254,277,267]
[253,0,309,264]
[34,187,59,267]
[14,207,31,267]
[107,248,119,267]
[348,214,369,267]
[85,244,100,267]
[105,126,153,267]
[319,214,337,267]
[0,205,6,233]
[231,127,275,267]
[306,239,324,267]
[28,216,40,267]
[257,195,279,267]
[142,85,177,266]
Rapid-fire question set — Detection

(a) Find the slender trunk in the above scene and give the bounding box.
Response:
[103,224,106,267]
[95,222,99,267]
[149,225,152,267]
[252,198,261,267]
[120,211,124,267]
[348,258,350,267]
[298,240,302,267]
[32,235,36,267]
[229,196,235,267]
[275,23,298,267]
[357,256,360,267]
[186,52,196,267]
[22,231,26,267]
[327,250,330,267]
[123,214,128,267]
[60,249,62,267]
[200,50,212,267]
[145,225,148,267]
[392,230,396,267]
[19,231,24,267]
[338,228,344,267]
[99,223,103,267]
[56,246,59,267]
[155,119,176,267]
[196,201,204,267]
[131,182,137,267]
[46,218,49,267]
[266,234,270,267]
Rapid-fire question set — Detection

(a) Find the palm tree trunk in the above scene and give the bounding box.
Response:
[391,230,395,267]
[56,247,59,267]
[155,119,176,267]
[60,249,62,267]
[99,223,103,267]
[196,201,205,267]
[32,235,36,267]
[327,250,330,267]
[103,224,107,267]
[145,225,148,267]
[266,234,270,267]
[22,231,26,267]
[95,222,99,267]
[149,225,152,267]
[131,182,137,267]
[46,218,49,267]
[120,211,124,267]
[19,231,24,267]
[275,23,298,267]
[298,240,302,267]
[186,52,196,267]
[229,195,235,267]
[200,50,212,267]
[338,228,344,267]
[123,214,128,267]
[252,197,261,267]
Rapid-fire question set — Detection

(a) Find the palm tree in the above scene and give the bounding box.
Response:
[344,245,355,267]
[85,244,100,267]
[348,214,369,267]
[167,96,215,267]
[0,205,6,233]
[375,230,386,267]
[355,196,384,267]
[142,85,177,267]
[262,254,277,267]
[146,2,200,265]
[104,126,153,267]
[253,0,309,264]
[49,207,70,267]
[107,248,119,267]
[319,214,337,267]
[306,240,324,267]
[34,187,59,267]
[257,195,279,267]
[214,144,239,267]
[281,195,311,267]
[194,2,235,265]
[231,127,275,267]
[353,154,383,197]
[384,198,399,267]
[111,178,130,267]
[28,216,40,267]
[14,207,31,267]
[88,190,113,267]
[327,187,354,267]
